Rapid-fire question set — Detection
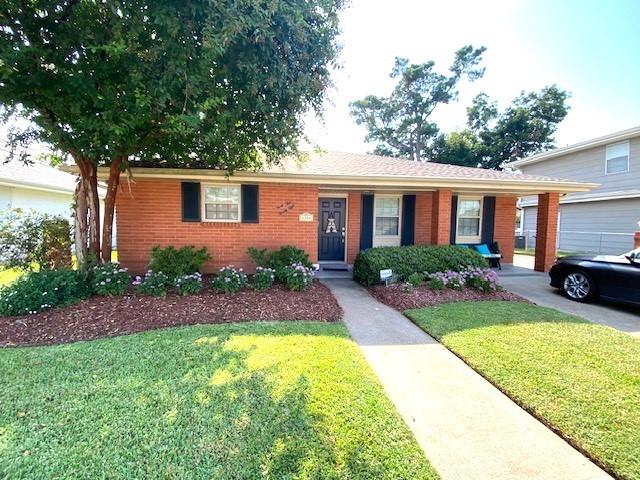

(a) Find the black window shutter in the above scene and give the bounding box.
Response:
[481,196,496,244]
[241,184,259,223]
[359,194,374,250]
[450,195,458,244]
[401,194,416,246]
[181,182,201,222]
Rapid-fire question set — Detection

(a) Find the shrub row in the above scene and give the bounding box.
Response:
[0,244,316,316]
[403,266,501,293]
[0,269,89,316]
[353,245,488,286]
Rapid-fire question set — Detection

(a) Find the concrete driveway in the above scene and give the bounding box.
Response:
[500,262,640,336]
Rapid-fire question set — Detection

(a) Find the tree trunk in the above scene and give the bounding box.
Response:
[74,177,88,270]
[101,156,124,263]
[74,154,101,264]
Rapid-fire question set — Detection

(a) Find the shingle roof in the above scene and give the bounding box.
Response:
[0,159,78,193]
[266,150,577,184]
[93,150,598,194]
[0,159,107,197]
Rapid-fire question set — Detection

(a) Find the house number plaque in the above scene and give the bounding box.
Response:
[299,212,314,222]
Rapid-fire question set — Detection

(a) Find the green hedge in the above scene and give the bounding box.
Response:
[0,269,90,316]
[353,245,488,286]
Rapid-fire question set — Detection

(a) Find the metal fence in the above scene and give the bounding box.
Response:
[519,230,635,255]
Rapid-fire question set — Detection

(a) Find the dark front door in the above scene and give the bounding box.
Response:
[318,198,346,261]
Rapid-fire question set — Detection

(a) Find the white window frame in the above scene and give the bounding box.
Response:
[201,183,241,223]
[455,196,483,244]
[373,194,402,247]
[605,141,630,175]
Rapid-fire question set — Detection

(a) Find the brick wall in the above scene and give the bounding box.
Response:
[415,192,433,245]
[346,192,361,263]
[431,189,452,245]
[116,179,319,273]
[534,192,560,272]
[493,196,517,263]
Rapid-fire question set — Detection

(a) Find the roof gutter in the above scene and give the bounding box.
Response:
[0,179,76,196]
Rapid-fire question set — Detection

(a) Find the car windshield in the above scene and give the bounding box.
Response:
[623,247,640,258]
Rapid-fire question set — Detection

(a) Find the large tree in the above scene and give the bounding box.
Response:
[0,0,343,266]
[431,85,570,169]
[349,45,486,161]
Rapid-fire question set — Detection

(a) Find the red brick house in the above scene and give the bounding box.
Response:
[112,151,595,274]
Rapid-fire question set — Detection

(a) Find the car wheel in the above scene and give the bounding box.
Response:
[562,271,595,302]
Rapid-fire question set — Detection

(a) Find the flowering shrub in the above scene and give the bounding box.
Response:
[464,267,501,293]
[90,262,130,296]
[428,276,445,290]
[250,266,275,291]
[0,209,72,271]
[134,270,169,297]
[247,245,312,282]
[428,267,501,293]
[431,270,465,290]
[282,262,314,292]
[148,245,211,280]
[174,272,203,295]
[212,266,247,294]
[0,269,89,316]
[407,272,424,288]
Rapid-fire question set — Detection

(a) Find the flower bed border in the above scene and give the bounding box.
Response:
[369,283,527,312]
[0,281,342,348]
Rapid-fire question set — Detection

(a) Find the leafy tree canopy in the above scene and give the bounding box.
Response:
[0,0,344,169]
[0,0,344,264]
[431,85,570,169]
[349,45,486,161]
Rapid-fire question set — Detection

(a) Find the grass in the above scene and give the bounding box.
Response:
[406,301,640,480]
[0,321,437,479]
[0,251,118,287]
[0,268,22,286]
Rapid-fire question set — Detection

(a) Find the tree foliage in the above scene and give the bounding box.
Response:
[431,85,570,169]
[0,0,344,265]
[0,209,72,271]
[349,45,486,161]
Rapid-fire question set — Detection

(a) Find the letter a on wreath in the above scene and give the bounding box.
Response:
[325,215,338,233]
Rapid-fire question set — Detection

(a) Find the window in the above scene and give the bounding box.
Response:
[202,185,240,221]
[375,196,400,236]
[605,141,629,174]
[456,197,482,243]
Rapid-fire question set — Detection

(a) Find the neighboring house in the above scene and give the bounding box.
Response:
[509,126,640,255]
[109,151,592,273]
[0,159,78,217]
[0,159,110,239]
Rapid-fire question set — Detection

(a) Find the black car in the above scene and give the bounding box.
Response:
[549,248,640,306]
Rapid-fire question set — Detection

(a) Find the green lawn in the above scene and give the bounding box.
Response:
[0,321,437,479]
[407,301,640,480]
[0,268,22,286]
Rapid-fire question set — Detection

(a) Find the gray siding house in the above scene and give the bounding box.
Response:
[509,126,640,254]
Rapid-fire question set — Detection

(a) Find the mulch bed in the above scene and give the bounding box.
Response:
[0,281,342,348]
[369,283,527,312]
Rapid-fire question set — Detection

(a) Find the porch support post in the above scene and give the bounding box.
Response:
[431,189,452,245]
[534,192,560,272]
[493,196,517,264]
[634,230,640,249]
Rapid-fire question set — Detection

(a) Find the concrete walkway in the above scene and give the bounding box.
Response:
[324,279,611,480]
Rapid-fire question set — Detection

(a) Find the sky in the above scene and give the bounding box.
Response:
[303,0,640,154]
